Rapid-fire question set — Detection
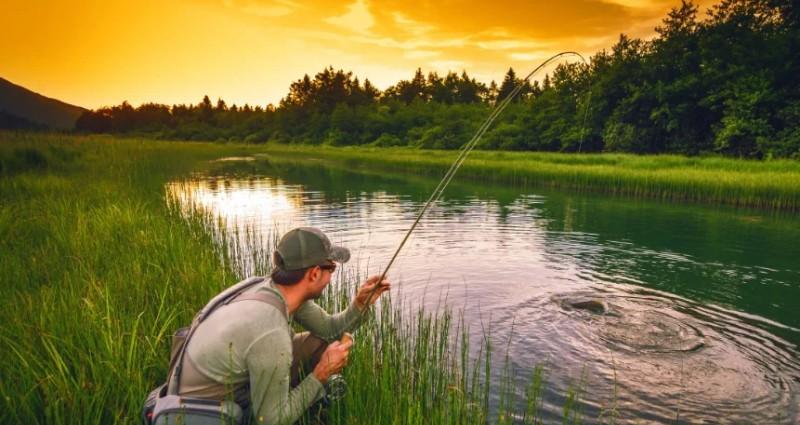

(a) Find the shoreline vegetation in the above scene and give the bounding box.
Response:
[1,132,595,424]
[6,132,800,212]
[259,144,800,212]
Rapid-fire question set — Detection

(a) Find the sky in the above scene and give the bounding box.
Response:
[2,0,715,109]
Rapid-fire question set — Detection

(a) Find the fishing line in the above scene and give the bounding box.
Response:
[362,51,589,307]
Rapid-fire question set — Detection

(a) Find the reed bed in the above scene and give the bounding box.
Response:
[0,132,251,423]
[260,144,800,212]
[0,132,581,424]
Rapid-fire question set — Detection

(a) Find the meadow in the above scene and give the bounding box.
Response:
[2,131,798,424]
[0,133,248,423]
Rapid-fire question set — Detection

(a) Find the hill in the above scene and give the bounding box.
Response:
[0,78,86,130]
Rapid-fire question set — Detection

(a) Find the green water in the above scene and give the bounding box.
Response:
[170,157,800,423]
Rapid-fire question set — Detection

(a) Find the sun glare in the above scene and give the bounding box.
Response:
[167,177,300,228]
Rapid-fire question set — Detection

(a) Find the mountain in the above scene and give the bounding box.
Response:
[0,77,87,130]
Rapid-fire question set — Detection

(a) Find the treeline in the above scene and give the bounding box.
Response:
[76,0,800,158]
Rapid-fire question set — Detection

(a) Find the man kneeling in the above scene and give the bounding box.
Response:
[178,227,390,424]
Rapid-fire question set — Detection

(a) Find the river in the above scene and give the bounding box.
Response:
[167,156,800,424]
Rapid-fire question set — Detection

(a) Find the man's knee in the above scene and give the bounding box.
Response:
[290,332,329,386]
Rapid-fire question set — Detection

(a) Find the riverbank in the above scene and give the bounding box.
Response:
[258,144,800,212]
[0,133,249,423]
[0,132,560,424]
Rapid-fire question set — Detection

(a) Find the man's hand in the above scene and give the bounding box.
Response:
[354,275,391,311]
[312,339,352,385]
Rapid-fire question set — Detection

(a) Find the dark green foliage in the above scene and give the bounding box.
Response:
[0,110,47,130]
[74,0,800,158]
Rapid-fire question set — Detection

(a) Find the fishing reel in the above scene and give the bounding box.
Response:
[324,333,353,402]
[325,374,347,401]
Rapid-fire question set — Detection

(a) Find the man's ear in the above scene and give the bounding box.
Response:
[304,266,320,283]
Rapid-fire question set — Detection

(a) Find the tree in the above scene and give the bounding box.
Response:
[497,68,518,102]
[384,68,428,104]
[199,95,213,123]
[712,73,775,157]
[215,98,228,112]
[453,71,485,104]
[486,80,499,105]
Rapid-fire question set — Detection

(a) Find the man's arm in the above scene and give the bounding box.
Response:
[294,275,391,341]
[293,300,363,341]
[246,329,325,425]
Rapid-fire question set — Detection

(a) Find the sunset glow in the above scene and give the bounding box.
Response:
[2,0,713,109]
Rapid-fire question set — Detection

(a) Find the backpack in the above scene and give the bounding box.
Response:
[142,276,287,425]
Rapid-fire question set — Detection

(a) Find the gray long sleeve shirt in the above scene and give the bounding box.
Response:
[179,280,364,424]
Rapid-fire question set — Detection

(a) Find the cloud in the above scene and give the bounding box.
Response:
[476,39,551,51]
[405,50,440,59]
[602,0,680,9]
[509,52,550,61]
[429,60,468,71]
[325,0,375,34]
[392,12,436,37]
[368,0,645,40]
[203,0,704,96]
[223,0,679,70]
[222,0,300,17]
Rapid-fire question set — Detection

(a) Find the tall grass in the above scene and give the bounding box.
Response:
[259,144,800,212]
[0,132,578,424]
[0,132,254,423]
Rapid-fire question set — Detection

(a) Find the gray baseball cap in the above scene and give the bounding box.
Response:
[274,227,350,271]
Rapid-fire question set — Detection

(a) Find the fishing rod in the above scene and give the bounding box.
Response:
[361,51,589,308]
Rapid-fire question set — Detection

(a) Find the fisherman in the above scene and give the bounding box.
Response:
[176,227,390,424]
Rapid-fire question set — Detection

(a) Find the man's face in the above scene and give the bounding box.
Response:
[307,262,335,299]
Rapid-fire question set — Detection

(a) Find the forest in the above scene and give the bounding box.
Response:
[75,0,800,158]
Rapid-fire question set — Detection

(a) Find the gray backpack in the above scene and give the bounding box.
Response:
[142,277,287,425]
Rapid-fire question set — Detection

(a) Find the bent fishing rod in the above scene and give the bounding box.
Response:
[361,51,589,308]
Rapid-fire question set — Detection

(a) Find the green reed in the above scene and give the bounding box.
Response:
[259,144,800,212]
[0,132,253,423]
[0,132,589,424]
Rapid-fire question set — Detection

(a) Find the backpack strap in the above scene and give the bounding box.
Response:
[167,277,277,395]
[194,276,266,323]
[229,290,288,321]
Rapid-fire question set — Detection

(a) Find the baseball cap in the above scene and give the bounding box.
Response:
[274,227,350,271]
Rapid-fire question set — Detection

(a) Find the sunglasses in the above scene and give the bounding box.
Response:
[318,263,337,272]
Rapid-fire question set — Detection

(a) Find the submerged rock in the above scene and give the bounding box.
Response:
[554,293,617,316]
[566,298,609,315]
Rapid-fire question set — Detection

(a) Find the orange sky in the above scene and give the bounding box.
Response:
[2,0,714,109]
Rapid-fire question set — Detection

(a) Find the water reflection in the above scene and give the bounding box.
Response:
[167,178,301,228]
[167,159,800,424]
